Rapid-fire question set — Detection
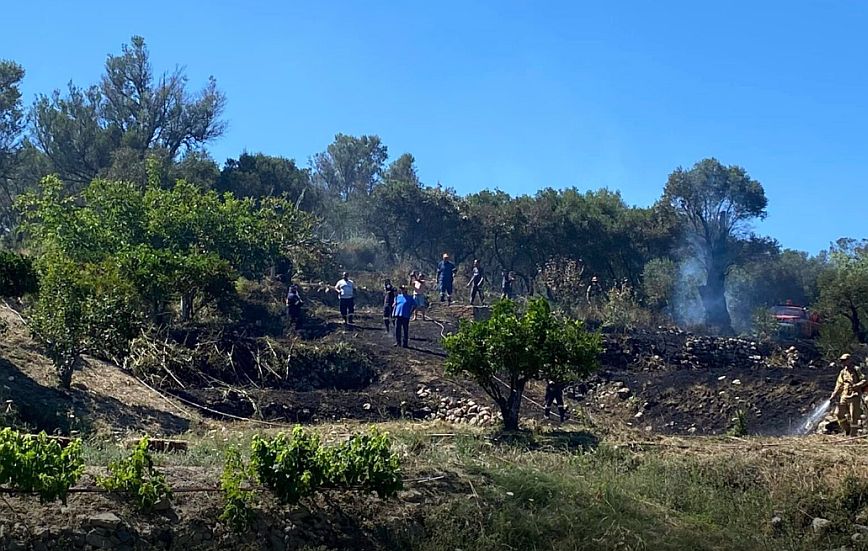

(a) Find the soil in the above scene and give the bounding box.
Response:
[0,299,843,438]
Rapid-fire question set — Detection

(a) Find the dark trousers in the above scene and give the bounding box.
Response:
[440,280,453,302]
[545,385,566,421]
[470,285,485,305]
[395,317,410,347]
[339,298,354,323]
[287,305,302,329]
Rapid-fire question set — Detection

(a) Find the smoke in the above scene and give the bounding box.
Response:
[673,257,706,326]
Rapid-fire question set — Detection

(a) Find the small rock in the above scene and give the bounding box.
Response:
[811,517,832,533]
[87,513,122,530]
[731,379,742,386]
[362,403,371,411]
[852,533,864,543]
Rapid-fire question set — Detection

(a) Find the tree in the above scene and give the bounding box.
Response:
[311,134,387,201]
[367,180,477,268]
[31,36,225,188]
[17,172,326,386]
[817,239,868,344]
[217,152,320,210]
[443,298,600,431]
[383,153,420,186]
[662,158,768,334]
[0,61,26,232]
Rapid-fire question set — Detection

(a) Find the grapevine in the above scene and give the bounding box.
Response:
[0,428,84,503]
[98,436,172,511]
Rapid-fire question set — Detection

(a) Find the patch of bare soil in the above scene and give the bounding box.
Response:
[0,308,198,437]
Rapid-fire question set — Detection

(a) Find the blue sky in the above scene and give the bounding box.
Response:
[2,1,865,253]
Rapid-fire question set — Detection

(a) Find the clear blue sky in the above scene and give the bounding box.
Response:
[2,1,865,253]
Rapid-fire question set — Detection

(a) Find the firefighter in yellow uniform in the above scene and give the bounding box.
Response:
[829,354,867,436]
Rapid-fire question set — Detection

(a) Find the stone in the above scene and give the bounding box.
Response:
[85,529,114,549]
[770,515,783,531]
[731,379,742,386]
[87,513,122,530]
[852,533,864,543]
[811,517,832,533]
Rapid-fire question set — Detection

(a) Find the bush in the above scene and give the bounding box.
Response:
[250,426,402,504]
[0,250,38,297]
[0,428,84,503]
[333,236,389,272]
[98,436,172,511]
[603,283,651,330]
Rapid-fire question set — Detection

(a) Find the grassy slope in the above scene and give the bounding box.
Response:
[74,422,868,551]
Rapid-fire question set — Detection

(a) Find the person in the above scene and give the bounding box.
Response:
[437,253,457,304]
[413,272,429,321]
[586,275,604,307]
[544,380,567,422]
[334,272,355,325]
[285,284,303,330]
[829,353,867,436]
[383,279,397,333]
[501,270,515,300]
[392,285,416,348]
[467,259,486,305]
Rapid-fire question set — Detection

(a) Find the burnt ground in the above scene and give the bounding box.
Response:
[0,299,844,438]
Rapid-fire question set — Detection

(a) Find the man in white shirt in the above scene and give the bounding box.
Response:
[335,272,355,324]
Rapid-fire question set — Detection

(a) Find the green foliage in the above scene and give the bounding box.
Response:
[250,427,327,504]
[29,252,144,385]
[0,428,84,503]
[0,249,37,296]
[817,316,858,361]
[642,257,677,314]
[31,36,225,188]
[751,307,779,341]
[727,409,748,437]
[443,298,601,430]
[324,428,403,498]
[250,426,402,504]
[219,446,255,532]
[603,282,650,330]
[98,436,172,511]
[817,239,868,344]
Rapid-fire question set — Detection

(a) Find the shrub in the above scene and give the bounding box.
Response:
[444,298,601,431]
[98,436,172,511]
[0,428,84,503]
[0,250,38,297]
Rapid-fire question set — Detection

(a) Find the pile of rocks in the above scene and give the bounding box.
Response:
[427,396,499,426]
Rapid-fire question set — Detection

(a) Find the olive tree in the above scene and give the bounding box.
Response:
[443,298,600,431]
[663,158,768,334]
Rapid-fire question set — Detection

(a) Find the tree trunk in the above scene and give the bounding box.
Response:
[499,380,526,431]
[699,265,733,335]
[848,305,867,344]
[180,291,195,322]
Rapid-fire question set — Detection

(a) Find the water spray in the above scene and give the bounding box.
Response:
[794,399,831,435]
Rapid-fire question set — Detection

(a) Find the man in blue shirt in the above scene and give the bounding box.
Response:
[392,285,417,348]
[437,253,457,305]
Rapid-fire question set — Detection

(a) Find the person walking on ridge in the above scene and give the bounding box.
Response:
[392,285,416,348]
[544,380,567,422]
[413,272,430,321]
[285,284,303,330]
[467,259,486,305]
[383,278,396,333]
[335,272,355,325]
[501,270,515,300]
[437,253,457,304]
